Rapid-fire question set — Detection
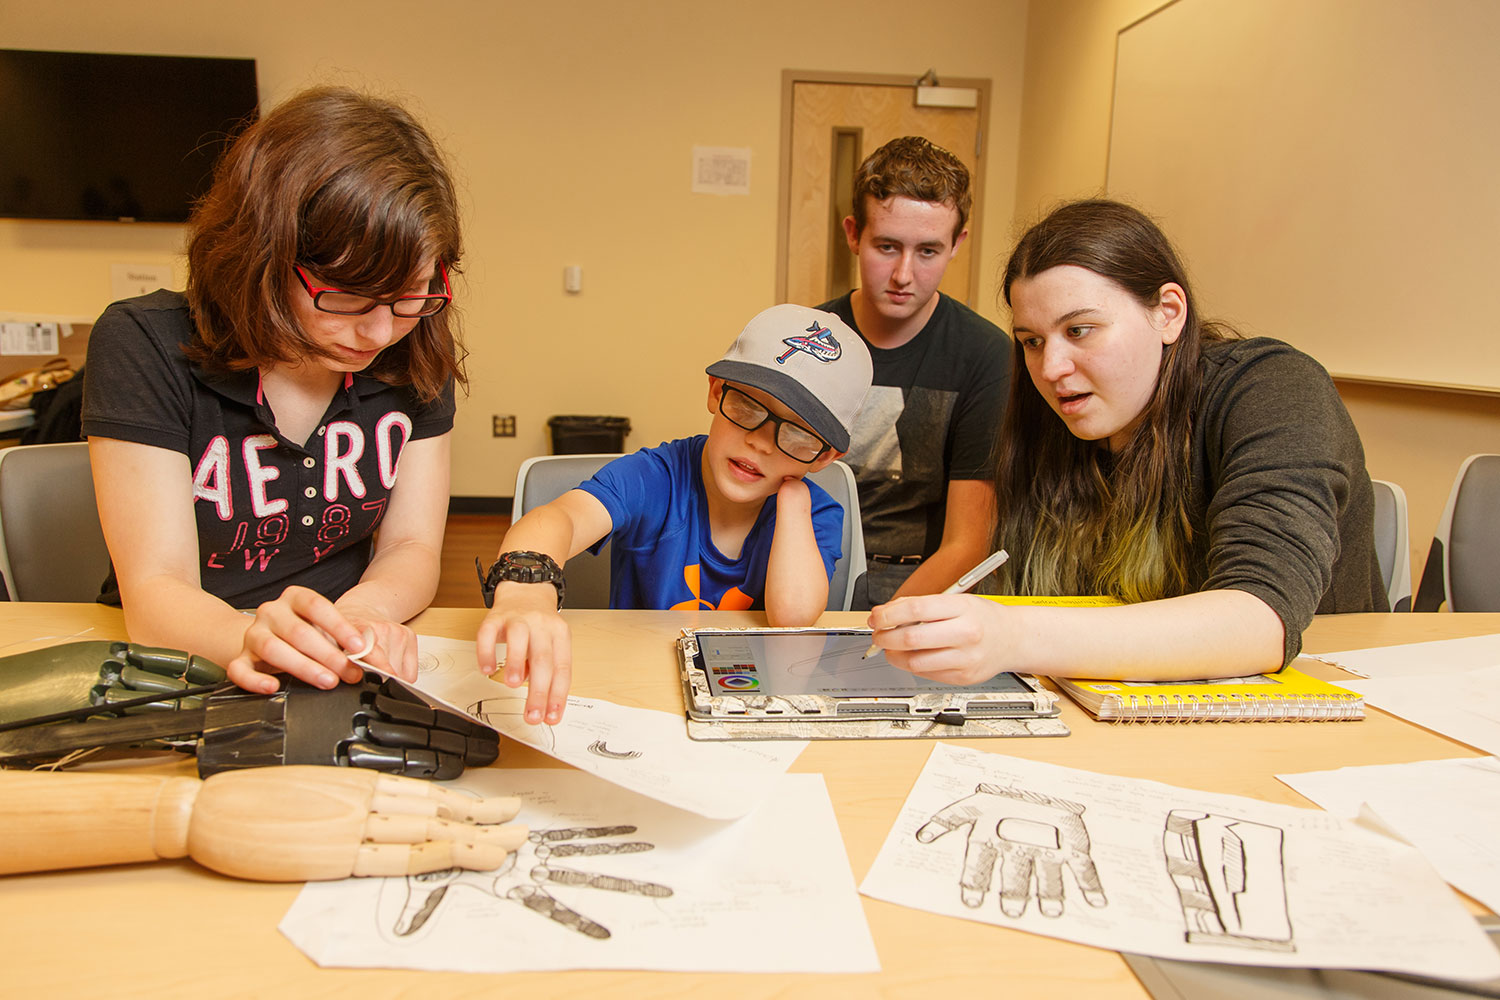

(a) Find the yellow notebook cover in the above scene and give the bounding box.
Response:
[1055,666,1364,723]
[980,595,1123,608]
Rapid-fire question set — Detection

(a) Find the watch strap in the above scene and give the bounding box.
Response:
[476,551,566,610]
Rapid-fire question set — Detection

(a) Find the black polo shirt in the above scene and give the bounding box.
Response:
[82,290,455,608]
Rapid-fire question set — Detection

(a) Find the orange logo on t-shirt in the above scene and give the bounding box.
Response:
[670,564,754,611]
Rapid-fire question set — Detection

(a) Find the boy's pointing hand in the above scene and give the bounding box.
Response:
[476,583,573,726]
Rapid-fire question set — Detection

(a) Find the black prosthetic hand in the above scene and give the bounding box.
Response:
[199,672,499,780]
[0,641,498,780]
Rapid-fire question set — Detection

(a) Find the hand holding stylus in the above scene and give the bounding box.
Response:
[863,550,1009,659]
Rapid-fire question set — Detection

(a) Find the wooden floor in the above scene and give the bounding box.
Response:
[435,513,511,608]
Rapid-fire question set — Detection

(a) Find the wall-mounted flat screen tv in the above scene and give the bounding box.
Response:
[0,49,258,223]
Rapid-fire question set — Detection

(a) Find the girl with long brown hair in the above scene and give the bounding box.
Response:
[84,87,465,694]
[868,200,1385,682]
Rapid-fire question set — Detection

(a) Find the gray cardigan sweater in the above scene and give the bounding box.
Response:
[1189,337,1387,664]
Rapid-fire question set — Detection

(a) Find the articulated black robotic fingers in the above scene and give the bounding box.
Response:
[0,640,228,728]
[0,641,499,780]
[200,673,500,780]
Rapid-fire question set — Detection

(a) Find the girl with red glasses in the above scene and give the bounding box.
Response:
[83,86,466,694]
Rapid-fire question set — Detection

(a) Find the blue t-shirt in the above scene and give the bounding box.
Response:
[577,436,844,610]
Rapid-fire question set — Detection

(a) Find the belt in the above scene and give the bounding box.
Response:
[868,553,924,566]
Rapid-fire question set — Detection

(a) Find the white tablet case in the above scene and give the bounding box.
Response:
[678,626,1062,726]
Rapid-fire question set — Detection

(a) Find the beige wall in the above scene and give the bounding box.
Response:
[1013,0,1163,225]
[0,0,1029,497]
[1013,0,1500,588]
[9,0,1492,591]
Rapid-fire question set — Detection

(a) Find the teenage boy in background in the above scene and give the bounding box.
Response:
[476,304,874,725]
[819,136,1011,608]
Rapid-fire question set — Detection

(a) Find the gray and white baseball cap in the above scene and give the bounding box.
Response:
[705,304,873,453]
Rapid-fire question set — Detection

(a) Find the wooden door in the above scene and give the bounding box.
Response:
[777,73,989,309]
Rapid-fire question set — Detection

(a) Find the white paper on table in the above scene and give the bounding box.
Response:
[860,743,1500,980]
[1279,756,1500,913]
[402,635,805,819]
[1305,633,1500,679]
[279,768,879,974]
[1334,664,1500,756]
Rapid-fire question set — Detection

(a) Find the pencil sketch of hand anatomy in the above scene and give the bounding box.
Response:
[380,824,672,942]
[913,787,1291,944]
[282,769,880,974]
[862,744,1500,980]
[916,782,1107,918]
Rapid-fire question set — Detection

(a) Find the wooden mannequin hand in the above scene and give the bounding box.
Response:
[0,765,527,882]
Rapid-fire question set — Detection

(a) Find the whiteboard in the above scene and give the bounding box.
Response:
[1108,0,1500,391]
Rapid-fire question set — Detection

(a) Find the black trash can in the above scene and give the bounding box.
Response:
[547,415,631,454]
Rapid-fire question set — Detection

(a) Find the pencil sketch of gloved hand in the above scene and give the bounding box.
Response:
[380,823,672,943]
[915,782,1108,918]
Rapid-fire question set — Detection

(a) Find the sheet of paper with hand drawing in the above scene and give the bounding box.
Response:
[404,636,806,819]
[860,743,1500,980]
[279,768,879,973]
[1278,756,1500,914]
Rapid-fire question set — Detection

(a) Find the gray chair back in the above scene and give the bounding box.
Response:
[513,454,622,610]
[1370,478,1411,612]
[1414,454,1500,612]
[0,442,110,602]
[511,454,864,611]
[804,459,864,612]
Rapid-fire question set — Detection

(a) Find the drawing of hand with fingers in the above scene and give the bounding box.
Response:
[916,782,1107,918]
[382,823,672,942]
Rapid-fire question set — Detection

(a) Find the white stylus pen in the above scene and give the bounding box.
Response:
[862,548,1010,659]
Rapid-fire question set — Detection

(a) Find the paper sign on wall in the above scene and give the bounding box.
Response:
[692,146,751,195]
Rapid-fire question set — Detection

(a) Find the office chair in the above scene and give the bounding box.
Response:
[804,459,865,613]
[511,454,865,611]
[1413,454,1500,612]
[1370,479,1411,613]
[0,442,111,602]
[512,454,623,610]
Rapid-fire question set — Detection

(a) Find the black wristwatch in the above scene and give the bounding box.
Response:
[476,550,566,609]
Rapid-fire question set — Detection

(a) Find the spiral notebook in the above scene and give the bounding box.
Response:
[1055,665,1365,723]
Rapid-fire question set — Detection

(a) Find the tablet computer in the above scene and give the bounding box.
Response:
[677,626,1060,722]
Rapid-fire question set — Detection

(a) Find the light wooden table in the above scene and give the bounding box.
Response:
[2,605,1494,999]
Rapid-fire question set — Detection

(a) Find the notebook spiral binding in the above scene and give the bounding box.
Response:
[1106,692,1365,723]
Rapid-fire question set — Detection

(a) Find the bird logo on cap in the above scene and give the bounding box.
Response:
[776,322,843,365]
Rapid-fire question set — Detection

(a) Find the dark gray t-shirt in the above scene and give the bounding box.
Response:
[818,292,1011,563]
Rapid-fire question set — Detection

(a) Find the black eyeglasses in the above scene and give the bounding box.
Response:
[718,385,829,463]
[294,263,452,318]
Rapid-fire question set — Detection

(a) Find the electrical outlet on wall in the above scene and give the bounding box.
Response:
[492,415,516,437]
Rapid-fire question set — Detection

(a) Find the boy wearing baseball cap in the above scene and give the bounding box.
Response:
[476,303,874,725]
